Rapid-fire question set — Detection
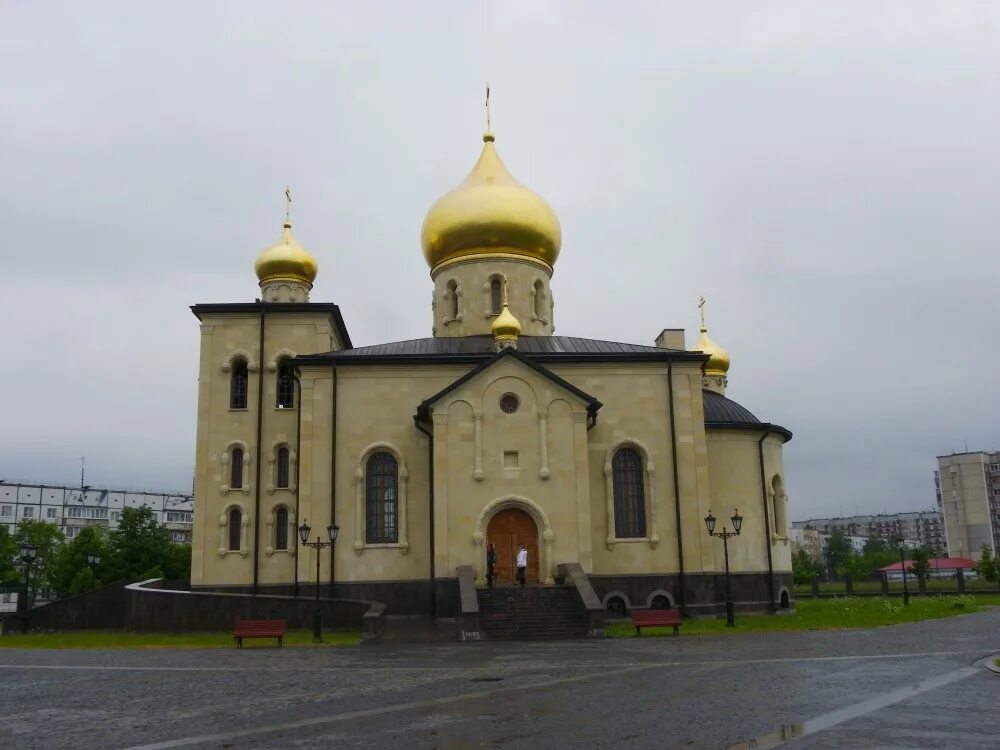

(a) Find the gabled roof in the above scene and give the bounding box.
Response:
[414,346,602,424]
[293,335,705,367]
[880,558,976,572]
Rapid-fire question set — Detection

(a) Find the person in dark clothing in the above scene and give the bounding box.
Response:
[486,541,497,588]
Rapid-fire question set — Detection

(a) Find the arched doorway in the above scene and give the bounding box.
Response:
[486,508,539,585]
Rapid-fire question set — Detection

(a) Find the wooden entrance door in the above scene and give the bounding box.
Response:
[486,508,539,585]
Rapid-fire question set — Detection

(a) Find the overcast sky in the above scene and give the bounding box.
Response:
[1,3,997,520]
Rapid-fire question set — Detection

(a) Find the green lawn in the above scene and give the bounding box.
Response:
[0,630,362,649]
[606,595,1000,637]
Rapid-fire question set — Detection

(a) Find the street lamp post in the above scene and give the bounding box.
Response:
[896,537,910,606]
[86,552,101,585]
[18,543,38,634]
[704,509,743,627]
[298,520,339,642]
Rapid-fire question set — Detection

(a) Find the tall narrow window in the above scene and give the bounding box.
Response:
[490,278,502,315]
[275,507,289,550]
[447,280,458,319]
[231,447,244,489]
[612,447,646,538]
[276,446,290,489]
[276,361,295,409]
[366,452,399,544]
[228,507,241,551]
[533,280,545,319]
[230,359,248,409]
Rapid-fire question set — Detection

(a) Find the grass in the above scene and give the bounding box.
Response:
[0,630,362,649]
[606,595,1000,638]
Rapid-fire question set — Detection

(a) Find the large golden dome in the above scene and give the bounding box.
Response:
[695,326,731,378]
[255,221,318,287]
[421,133,561,272]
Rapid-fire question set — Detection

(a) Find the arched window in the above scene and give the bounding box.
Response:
[276,446,290,489]
[228,507,241,551]
[612,447,646,538]
[230,359,248,410]
[533,280,545,319]
[366,452,399,544]
[490,277,502,315]
[276,361,295,409]
[230,447,244,490]
[446,280,458,319]
[275,507,289,550]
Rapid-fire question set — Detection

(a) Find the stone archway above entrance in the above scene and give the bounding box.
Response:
[473,496,554,584]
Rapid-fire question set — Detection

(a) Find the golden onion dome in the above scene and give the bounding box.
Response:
[491,300,522,338]
[254,221,318,286]
[695,326,731,377]
[421,133,562,272]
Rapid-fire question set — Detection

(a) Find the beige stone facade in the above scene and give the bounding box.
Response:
[188,131,794,618]
[935,451,1000,558]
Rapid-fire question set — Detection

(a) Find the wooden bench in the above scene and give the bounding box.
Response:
[233,618,287,648]
[631,608,683,636]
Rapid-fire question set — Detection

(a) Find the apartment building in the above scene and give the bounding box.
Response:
[0,482,194,544]
[935,451,1000,558]
[791,510,944,553]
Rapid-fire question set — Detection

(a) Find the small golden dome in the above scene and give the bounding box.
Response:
[492,300,522,339]
[421,133,562,272]
[255,222,318,286]
[696,326,731,377]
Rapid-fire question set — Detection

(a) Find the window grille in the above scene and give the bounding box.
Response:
[277,361,295,409]
[228,507,241,551]
[231,448,244,489]
[230,360,248,409]
[612,448,646,538]
[276,447,290,488]
[490,278,502,314]
[275,507,289,550]
[366,452,399,544]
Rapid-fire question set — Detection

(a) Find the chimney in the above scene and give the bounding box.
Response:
[655,328,685,350]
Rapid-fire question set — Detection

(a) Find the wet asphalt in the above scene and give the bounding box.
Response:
[1,608,998,750]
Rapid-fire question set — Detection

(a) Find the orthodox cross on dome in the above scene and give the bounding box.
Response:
[502,273,509,306]
[698,295,707,330]
[284,186,292,226]
[485,83,492,133]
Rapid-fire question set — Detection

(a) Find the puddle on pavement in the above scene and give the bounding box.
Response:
[726,665,979,749]
[469,676,504,682]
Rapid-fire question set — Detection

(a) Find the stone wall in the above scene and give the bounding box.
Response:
[3,579,385,638]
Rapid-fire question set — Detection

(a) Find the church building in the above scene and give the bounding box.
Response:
[188,124,794,621]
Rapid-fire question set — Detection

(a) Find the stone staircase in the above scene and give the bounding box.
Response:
[476,585,591,640]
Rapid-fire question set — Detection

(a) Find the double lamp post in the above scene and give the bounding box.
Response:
[17,543,38,633]
[704,509,743,627]
[298,520,339,642]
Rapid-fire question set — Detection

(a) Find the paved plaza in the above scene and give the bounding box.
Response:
[2,609,999,749]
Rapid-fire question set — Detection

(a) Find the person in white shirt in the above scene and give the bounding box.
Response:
[515,546,528,586]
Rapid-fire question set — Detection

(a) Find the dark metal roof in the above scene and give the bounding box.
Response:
[190,302,352,350]
[294,335,700,366]
[703,390,761,424]
[703,391,792,442]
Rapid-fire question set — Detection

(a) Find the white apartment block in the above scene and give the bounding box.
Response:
[0,482,194,544]
[935,451,1000,559]
[791,510,944,553]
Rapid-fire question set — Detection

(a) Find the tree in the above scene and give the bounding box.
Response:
[0,525,19,587]
[839,552,873,582]
[12,519,65,599]
[824,530,852,580]
[792,549,820,585]
[50,525,109,598]
[976,545,998,584]
[68,567,97,596]
[106,506,173,581]
[908,547,931,584]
